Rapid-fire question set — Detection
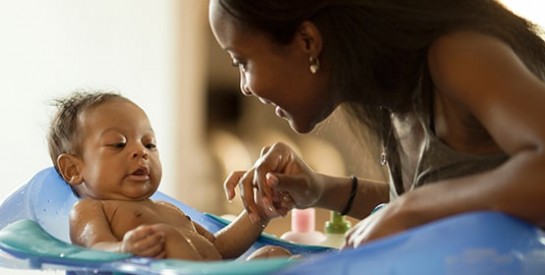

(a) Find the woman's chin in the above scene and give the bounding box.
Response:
[278,109,316,134]
[288,119,314,134]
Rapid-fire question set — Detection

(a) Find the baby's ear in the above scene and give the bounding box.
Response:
[57,154,84,186]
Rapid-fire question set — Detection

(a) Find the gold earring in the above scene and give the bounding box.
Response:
[309,56,320,74]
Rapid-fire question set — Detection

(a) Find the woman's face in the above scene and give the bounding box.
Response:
[209,0,336,133]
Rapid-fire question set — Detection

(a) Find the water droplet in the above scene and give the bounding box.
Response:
[43,209,47,212]
[59,253,65,257]
[48,200,52,203]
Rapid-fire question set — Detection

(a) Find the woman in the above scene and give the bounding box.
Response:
[208,0,545,248]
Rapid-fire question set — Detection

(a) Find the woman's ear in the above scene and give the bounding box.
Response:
[57,154,83,186]
[296,21,323,57]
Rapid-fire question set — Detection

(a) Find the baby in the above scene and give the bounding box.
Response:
[47,91,290,260]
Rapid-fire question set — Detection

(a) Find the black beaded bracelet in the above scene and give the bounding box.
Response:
[340,175,358,216]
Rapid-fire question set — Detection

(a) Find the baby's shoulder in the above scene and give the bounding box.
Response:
[72,198,103,210]
[70,199,106,220]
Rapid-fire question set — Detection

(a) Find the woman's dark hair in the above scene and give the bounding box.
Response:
[217,0,545,136]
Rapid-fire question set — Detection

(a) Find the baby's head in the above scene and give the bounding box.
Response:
[48,91,162,200]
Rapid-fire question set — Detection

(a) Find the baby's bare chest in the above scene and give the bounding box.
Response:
[102,201,195,239]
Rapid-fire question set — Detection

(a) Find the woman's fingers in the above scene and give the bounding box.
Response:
[243,143,291,220]
[344,218,370,248]
[222,142,313,222]
[254,144,294,210]
[343,205,389,248]
[266,173,319,208]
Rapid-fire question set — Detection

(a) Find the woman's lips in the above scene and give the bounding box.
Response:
[275,106,285,118]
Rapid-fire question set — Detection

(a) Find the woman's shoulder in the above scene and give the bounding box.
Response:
[426,30,521,97]
[428,30,513,67]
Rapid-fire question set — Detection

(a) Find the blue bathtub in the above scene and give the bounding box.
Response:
[0,167,544,274]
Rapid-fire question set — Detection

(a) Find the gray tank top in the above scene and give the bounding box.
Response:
[411,117,508,190]
[387,71,509,199]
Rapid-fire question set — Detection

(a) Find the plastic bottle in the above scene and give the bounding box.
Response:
[319,211,351,249]
[280,208,326,245]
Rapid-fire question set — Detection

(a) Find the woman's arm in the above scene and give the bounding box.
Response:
[422,30,545,224]
[273,173,389,219]
[223,142,390,223]
[346,31,545,247]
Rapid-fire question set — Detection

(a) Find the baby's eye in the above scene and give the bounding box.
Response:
[109,142,126,148]
[145,143,157,150]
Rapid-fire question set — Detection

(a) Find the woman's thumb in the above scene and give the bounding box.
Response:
[266,173,315,207]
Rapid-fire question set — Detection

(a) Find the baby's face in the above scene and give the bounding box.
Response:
[74,99,162,200]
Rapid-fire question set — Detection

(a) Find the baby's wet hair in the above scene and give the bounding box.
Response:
[47,90,128,176]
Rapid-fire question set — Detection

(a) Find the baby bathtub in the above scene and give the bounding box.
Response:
[0,167,544,274]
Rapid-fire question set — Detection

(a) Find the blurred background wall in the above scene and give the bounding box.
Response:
[0,0,386,225]
[0,0,542,254]
[0,0,203,203]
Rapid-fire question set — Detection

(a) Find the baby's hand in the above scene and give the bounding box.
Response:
[250,189,295,225]
[270,191,295,217]
[121,225,166,258]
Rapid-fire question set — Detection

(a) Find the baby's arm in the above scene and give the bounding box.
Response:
[210,211,269,259]
[70,199,165,258]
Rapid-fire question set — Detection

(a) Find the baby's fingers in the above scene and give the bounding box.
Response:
[272,192,294,217]
[128,232,164,256]
[124,225,154,242]
[134,233,165,258]
[122,226,164,255]
[223,171,245,201]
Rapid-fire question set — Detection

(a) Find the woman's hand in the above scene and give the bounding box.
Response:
[344,200,416,248]
[223,142,324,224]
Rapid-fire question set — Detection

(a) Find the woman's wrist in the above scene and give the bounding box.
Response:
[314,174,355,212]
[316,174,389,218]
[340,176,358,215]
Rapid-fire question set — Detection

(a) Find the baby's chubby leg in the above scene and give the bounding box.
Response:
[245,245,292,260]
[150,223,222,261]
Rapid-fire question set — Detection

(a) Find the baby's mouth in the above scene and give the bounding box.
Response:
[128,167,150,181]
[133,167,148,175]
